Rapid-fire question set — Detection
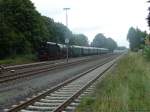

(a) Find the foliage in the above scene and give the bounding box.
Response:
[41,17,89,46]
[54,22,73,44]
[42,16,57,42]
[147,1,150,28]
[91,33,117,51]
[91,33,107,47]
[0,0,49,59]
[76,53,150,112]
[143,46,150,61]
[127,27,147,51]
[106,38,118,51]
[70,34,89,46]
[43,17,89,46]
[42,16,73,44]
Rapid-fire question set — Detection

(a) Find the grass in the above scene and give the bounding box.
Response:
[76,52,150,112]
[0,54,37,65]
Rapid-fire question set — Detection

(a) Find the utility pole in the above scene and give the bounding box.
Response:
[63,8,70,63]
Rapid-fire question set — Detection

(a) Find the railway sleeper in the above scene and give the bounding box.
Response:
[34,102,62,107]
[54,91,76,94]
[57,89,78,92]
[20,110,42,112]
[40,99,64,104]
[27,105,55,111]
[50,94,73,97]
[45,96,69,100]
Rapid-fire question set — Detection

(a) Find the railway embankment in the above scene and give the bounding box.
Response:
[76,52,150,112]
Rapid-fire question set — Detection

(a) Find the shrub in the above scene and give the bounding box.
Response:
[143,46,150,61]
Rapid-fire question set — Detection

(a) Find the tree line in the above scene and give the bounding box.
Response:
[0,0,118,59]
[91,33,117,51]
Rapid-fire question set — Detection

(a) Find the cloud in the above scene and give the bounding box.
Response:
[72,26,102,33]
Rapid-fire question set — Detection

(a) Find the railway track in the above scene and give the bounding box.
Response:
[2,56,92,72]
[0,55,101,78]
[0,54,114,84]
[2,54,109,72]
[5,55,120,112]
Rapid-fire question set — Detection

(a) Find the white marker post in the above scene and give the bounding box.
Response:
[65,38,69,63]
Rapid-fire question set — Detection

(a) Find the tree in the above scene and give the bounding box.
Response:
[127,27,147,51]
[42,16,89,46]
[91,33,117,51]
[0,0,49,58]
[42,16,58,42]
[106,38,118,51]
[70,34,89,46]
[54,23,72,44]
[147,1,150,28]
[42,16,75,44]
[91,33,107,47]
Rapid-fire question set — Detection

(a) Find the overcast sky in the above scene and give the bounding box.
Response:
[31,0,149,47]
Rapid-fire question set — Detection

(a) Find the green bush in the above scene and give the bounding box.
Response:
[143,46,150,61]
[0,54,37,65]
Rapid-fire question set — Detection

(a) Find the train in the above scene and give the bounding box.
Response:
[37,42,110,61]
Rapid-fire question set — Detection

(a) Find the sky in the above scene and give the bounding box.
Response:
[31,0,149,47]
